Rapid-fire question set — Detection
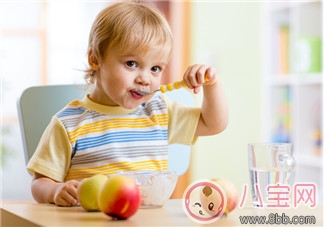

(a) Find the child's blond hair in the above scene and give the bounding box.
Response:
[85,1,174,84]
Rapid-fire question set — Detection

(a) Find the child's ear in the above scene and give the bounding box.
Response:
[88,49,99,70]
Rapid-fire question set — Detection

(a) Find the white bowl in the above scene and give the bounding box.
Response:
[116,170,178,208]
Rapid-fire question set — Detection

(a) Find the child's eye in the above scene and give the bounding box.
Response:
[151,66,161,73]
[126,61,137,68]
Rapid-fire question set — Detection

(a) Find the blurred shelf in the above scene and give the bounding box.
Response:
[262,1,323,203]
[295,153,323,169]
[268,73,323,86]
[267,0,321,12]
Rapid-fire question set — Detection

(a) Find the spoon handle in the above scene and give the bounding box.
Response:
[160,80,186,93]
[160,76,209,93]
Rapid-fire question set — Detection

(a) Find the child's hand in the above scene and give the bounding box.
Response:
[53,180,79,207]
[183,64,217,94]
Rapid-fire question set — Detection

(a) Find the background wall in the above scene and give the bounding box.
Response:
[189,2,262,199]
[1,1,107,201]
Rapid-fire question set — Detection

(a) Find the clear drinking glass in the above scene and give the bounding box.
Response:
[248,143,296,208]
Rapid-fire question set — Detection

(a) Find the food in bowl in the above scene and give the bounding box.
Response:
[115,170,178,208]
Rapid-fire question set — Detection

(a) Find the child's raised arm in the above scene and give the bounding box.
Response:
[182,64,229,137]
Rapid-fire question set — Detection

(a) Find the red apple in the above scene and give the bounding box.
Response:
[98,175,141,219]
[211,178,238,214]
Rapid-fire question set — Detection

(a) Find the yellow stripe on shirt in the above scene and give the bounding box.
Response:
[65,159,168,181]
[68,114,168,143]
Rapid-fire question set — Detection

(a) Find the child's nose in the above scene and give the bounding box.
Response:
[136,71,150,85]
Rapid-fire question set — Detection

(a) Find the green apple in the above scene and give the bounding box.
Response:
[98,175,141,219]
[77,174,108,211]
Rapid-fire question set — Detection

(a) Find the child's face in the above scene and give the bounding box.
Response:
[90,45,169,109]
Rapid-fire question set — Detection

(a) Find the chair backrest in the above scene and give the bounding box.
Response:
[17,84,194,176]
[17,84,88,164]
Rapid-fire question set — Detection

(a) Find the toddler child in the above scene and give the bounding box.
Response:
[27,1,228,207]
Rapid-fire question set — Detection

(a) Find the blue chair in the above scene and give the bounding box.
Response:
[17,84,194,176]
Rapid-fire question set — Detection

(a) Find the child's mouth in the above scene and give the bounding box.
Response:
[130,89,144,99]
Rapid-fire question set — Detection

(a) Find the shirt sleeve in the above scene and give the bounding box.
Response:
[162,94,201,145]
[26,116,72,182]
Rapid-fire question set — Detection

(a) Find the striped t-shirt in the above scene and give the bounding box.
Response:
[27,94,200,182]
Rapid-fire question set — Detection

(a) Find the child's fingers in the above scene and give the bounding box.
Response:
[204,67,217,84]
[183,67,194,89]
[54,180,79,206]
[184,64,208,87]
[195,65,210,84]
[183,64,217,92]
